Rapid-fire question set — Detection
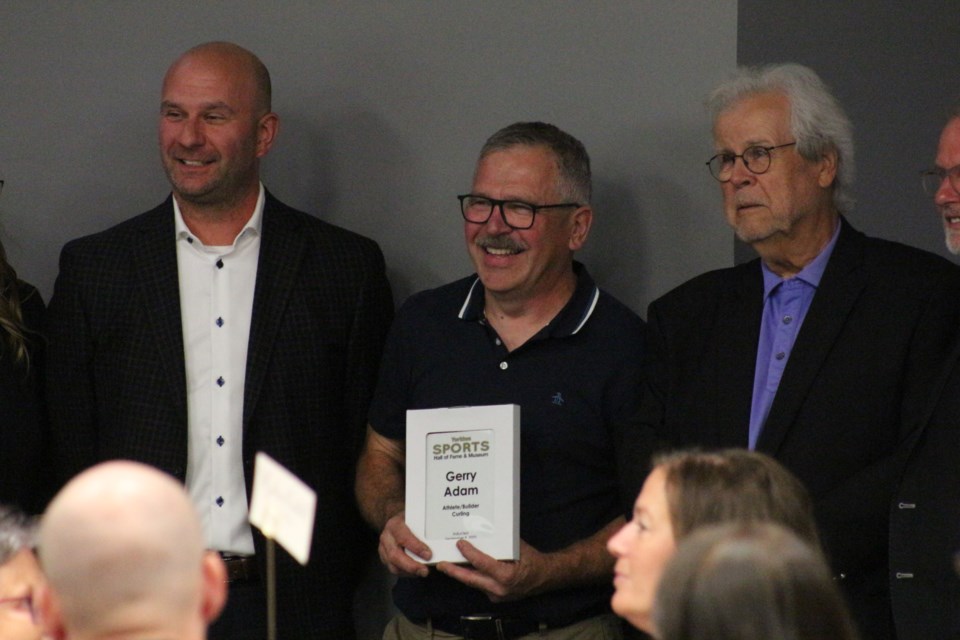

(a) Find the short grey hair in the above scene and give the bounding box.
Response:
[479,121,592,204]
[0,505,36,564]
[707,63,855,213]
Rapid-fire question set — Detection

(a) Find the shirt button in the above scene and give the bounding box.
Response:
[495,338,501,346]
[216,496,225,507]
[216,259,224,269]
[783,315,793,325]
[216,435,225,447]
[216,317,224,327]
[499,361,508,370]
[216,376,225,387]
[775,352,786,361]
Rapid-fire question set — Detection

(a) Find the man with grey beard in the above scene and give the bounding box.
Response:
[356,121,645,639]
[889,106,960,640]
[922,109,960,254]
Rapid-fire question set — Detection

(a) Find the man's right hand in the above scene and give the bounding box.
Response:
[380,512,432,578]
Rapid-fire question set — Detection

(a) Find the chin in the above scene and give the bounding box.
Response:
[945,233,960,255]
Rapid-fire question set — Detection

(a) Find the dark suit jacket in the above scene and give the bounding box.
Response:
[889,333,960,640]
[627,218,960,640]
[0,282,46,513]
[45,193,394,638]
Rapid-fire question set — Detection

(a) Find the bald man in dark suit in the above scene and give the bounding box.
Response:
[45,42,393,639]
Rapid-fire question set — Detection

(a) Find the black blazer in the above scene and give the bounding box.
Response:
[0,282,46,513]
[889,332,960,640]
[626,218,960,640]
[45,193,394,637]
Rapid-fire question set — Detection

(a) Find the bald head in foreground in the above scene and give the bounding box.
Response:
[37,461,227,640]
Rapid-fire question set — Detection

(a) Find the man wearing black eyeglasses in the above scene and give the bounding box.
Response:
[890,106,960,640]
[624,64,960,640]
[357,122,645,639]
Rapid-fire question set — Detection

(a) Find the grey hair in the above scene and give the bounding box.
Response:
[0,505,36,564]
[478,121,592,204]
[707,63,855,213]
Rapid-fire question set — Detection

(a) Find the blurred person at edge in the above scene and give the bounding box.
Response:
[0,178,46,514]
[0,506,46,640]
[889,104,960,640]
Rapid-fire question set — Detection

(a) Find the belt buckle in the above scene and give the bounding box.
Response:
[460,614,505,640]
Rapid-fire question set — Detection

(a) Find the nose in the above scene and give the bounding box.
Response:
[935,174,960,206]
[484,202,513,233]
[177,116,205,148]
[606,521,630,557]
[727,156,756,188]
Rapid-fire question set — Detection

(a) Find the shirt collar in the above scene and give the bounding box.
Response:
[173,183,265,246]
[457,261,600,337]
[761,219,841,298]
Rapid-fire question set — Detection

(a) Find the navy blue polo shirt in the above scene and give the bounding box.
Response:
[369,263,646,627]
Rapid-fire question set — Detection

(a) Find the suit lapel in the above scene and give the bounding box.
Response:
[134,199,188,418]
[758,219,866,455]
[715,261,764,444]
[243,194,306,430]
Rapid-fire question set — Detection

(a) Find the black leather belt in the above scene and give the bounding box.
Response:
[220,554,258,583]
[429,614,543,640]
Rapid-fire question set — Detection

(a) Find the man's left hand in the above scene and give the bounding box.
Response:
[435,539,547,602]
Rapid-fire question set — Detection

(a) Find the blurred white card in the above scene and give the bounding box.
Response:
[249,452,316,565]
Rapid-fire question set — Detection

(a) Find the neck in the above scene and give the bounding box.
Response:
[483,267,577,351]
[175,188,260,246]
[756,211,839,278]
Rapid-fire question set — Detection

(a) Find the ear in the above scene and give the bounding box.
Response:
[816,147,839,189]
[568,205,593,251]
[256,111,280,158]
[200,551,228,625]
[34,583,67,640]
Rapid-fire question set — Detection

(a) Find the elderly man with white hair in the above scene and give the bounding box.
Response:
[36,461,227,640]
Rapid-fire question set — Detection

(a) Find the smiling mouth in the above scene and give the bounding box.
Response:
[484,246,522,256]
[178,158,214,167]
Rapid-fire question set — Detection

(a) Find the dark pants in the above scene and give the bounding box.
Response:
[208,579,268,640]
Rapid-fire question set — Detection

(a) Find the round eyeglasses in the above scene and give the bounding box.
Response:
[706,142,797,182]
[457,194,581,230]
[920,165,960,196]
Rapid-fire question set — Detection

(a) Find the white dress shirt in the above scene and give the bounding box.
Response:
[176,185,264,555]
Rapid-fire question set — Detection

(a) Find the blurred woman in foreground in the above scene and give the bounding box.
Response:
[607,449,821,636]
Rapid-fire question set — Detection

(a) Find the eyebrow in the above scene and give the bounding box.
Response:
[160,100,236,113]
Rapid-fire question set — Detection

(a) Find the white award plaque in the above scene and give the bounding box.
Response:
[405,404,520,564]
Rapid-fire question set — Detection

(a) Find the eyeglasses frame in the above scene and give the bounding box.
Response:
[457,194,582,230]
[706,142,798,182]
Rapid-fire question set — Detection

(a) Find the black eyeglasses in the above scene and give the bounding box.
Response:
[920,165,960,196]
[458,194,581,230]
[706,142,797,182]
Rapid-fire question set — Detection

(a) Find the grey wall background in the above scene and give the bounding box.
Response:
[0,1,737,317]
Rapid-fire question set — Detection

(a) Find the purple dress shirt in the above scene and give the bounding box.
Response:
[748,222,841,449]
